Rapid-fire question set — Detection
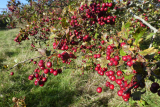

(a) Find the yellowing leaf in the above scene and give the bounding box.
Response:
[139,47,158,56]
[49,33,57,39]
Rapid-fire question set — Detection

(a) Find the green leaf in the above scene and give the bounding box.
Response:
[61,18,69,28]
[138,100,148,106]
[122,69,129,73]
[123,74,134,83]
[132,91,141,100]
[145,33,155,40]
[125,22,132,29]
[135,29,146,45]
[120,49,127,56]
[97,56,110,68]
[94,33,99,39]
[104,0,111,3]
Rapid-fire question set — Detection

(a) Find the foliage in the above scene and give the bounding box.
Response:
[1,0,160,106]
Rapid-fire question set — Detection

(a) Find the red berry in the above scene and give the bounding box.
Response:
[106,82,110,87]
[50,68,54,73]
[34,81,38,85]
[121,42,126,47]
[110,76,116,81]
[113,61,118,66]
[105,71,110,76]
[44,69,49,74]
[110,84,114,90]
[10,72,14,75]
[46,62,52,68]
[122,92,131,99]
[34,73,39,78]
[117,70,123,76]
[127,55,132,61]
[122,56,127,61]
[42,77,47,82]
[95,67,99,71]
[123,98,128,102]
[28,75,34,80]
[127,61,133,67]
[58,54,61,58]
[94,54,97,58]
[39,81,44,87]
[53,70,58,76]
[133,81,139,89]
[97,87,102,93]
[108,62,113,66]
[99,71,104,76]
[97,64,101,68]
[97,54,101,58]
[40,66,45,70]
[33,61,37,64]
[116,79,122,85]
[38,61,44,67]
[108,3,112,7]
[106,55,111,60]
[114,56,120,61]
[109,70,115,75]
[110,58,115,62]
[107,45,112,49]
[117,90,123,96]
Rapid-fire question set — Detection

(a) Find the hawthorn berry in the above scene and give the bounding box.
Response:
[10,72,14,75]
[97,87,102,93]
[117,70,123,76]
[110,84,114,90]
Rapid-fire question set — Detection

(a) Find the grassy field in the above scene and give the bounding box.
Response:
[0,28,160,107]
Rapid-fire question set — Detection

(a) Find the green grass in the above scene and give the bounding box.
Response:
[0,28,160,107]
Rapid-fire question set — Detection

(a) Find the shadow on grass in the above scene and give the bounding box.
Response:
[5,51,19,57]
[0,57,6,69]
[0,51,19,69]
[25,86,77,107]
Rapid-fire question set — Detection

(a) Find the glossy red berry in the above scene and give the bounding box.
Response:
[97,87,102,93]
[121,42,126,47]
[53,70,58,76]
[127,61,133,67]
[122,56,127,61]
[50,68,54,73]
[10,72,14,75]
[117,70,123,76]
[109,70,115,75]
[114,56,120,61]
[110,76,116,81]
[46,62,52,68]
[117,90,123,96]
[110,84,114,90]
[28,75,34,80]
[44,69,49,74]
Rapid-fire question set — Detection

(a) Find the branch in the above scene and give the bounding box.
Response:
[128,6,158,48]
[7,56,42,71]
[123,75,144,94]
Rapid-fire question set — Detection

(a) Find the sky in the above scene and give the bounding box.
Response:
[0,0,29,14]
[0,0,29,9]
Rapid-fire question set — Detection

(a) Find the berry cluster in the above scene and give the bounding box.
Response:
[28,60,62,87]
[150,82,160,96]
[57,51,76,64]
[79,2,116,25]
[53,39,69,50]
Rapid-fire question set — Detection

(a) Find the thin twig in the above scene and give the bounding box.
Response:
[7,56,42,71]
